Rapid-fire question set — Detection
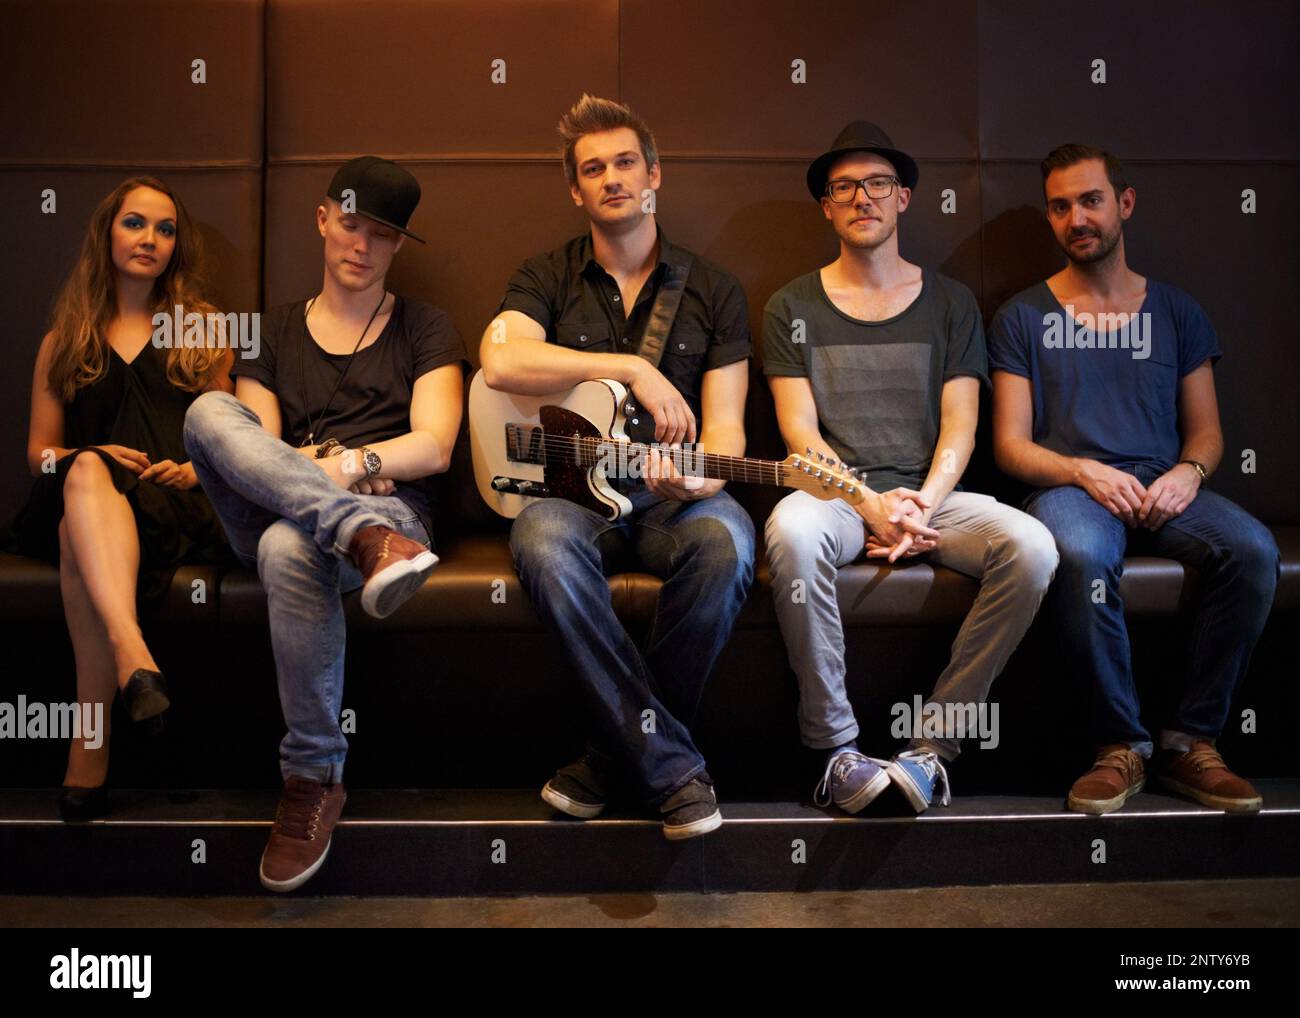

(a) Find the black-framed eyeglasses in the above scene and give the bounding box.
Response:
[825,175,899,203]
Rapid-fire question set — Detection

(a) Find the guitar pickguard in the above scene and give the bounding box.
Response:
[537,405,619,520]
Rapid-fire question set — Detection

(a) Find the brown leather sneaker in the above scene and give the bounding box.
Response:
[259,776,347,892]
[1154,740,1262,813]
[1067,744,1146,815]
[348,525,439,619]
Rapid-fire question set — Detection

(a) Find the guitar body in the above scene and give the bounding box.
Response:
[469,372,634,520]
[470,371,863,520]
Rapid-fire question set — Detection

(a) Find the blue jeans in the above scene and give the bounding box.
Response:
[1025,463,1279,756]
[183,391,431,784]
[510,484,755,805]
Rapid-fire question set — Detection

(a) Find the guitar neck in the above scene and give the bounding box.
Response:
[515,428,803,484]
[641,445,788,486]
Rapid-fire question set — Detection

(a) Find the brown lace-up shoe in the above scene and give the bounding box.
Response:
[1154,740,1262,813]
[1067,744,1146,815]
[348,525,439,619]
[259,776,347,892]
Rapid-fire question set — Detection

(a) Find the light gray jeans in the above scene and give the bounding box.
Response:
[765,489,1059,760]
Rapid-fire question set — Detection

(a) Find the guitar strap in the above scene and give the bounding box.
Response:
[632,251,694,370]
[619,251,694,454]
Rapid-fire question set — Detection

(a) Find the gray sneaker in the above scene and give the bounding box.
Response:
[542,755,613,819]
[813,750,892,814]
[660,778,722,840]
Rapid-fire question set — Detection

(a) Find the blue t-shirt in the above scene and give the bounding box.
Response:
[987,279,1221,472]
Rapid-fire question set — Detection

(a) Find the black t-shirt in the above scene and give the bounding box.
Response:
[763,269,988,493]
[497,228,750,436]
[231,295,466,538]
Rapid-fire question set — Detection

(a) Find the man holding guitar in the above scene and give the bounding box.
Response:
[763,122,1060,816]
[479,95,754,839]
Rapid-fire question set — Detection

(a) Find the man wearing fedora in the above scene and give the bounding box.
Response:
[184,156,467,891]
[762,122,1059,814]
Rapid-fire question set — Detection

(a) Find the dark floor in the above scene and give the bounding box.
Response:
[3,878,1297,927]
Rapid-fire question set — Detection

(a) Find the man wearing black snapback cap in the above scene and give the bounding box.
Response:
[762,122,1058,816]
[184,155,467,891]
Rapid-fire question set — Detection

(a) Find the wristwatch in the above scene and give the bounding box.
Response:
[359,446,382,478]
[1180,459,1208,482]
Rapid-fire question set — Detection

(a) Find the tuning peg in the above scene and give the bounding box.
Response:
[805,446,813,456]
[836,480,844,489]
[846,485,856,494]
[815,451,825,462]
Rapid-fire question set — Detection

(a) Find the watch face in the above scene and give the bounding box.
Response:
[363,449,382,476]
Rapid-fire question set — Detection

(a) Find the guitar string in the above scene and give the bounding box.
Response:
[517,433,838,479]
[519,432,781,480]
[506,428,858,488]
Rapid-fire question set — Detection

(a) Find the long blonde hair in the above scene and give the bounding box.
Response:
[45,176,226,401]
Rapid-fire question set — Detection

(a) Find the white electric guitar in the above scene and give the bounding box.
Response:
[469,371,865,520]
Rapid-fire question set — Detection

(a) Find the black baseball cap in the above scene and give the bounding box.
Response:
[806,121,919,201]
[326,156,425,243]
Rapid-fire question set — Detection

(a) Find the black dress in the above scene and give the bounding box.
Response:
[7,342,231,601]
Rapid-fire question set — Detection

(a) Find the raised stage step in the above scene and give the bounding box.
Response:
[3,782,1297,897]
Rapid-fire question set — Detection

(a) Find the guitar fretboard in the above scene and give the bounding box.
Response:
[506,424,786,485]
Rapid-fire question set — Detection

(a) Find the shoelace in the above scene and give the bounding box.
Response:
[274,781,326,841]
[354,529,399,575]
[1094,748,1140,779]
[813,751,887,807]
[1182,744,1228,774]
[895,749,952,806]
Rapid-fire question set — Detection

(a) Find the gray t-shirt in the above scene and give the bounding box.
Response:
[762,268,988,493]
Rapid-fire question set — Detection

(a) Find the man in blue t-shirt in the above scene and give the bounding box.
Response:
[988,144,1279,816]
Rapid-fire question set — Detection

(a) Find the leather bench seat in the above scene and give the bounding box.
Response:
[0,553,223,625]
[3,526,1295,632]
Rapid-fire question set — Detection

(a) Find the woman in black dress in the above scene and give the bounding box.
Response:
[15,176,233,819]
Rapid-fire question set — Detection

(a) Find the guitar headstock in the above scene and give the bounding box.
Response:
[782,449,865,505]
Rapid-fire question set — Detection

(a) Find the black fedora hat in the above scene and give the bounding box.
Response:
[326,155,426,244]
[806,121,919,201]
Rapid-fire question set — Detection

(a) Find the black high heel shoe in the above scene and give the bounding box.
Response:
[122,668,170,723]
[59,785,110,822]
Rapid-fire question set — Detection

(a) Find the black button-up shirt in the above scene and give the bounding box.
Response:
[497,228,751,429]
